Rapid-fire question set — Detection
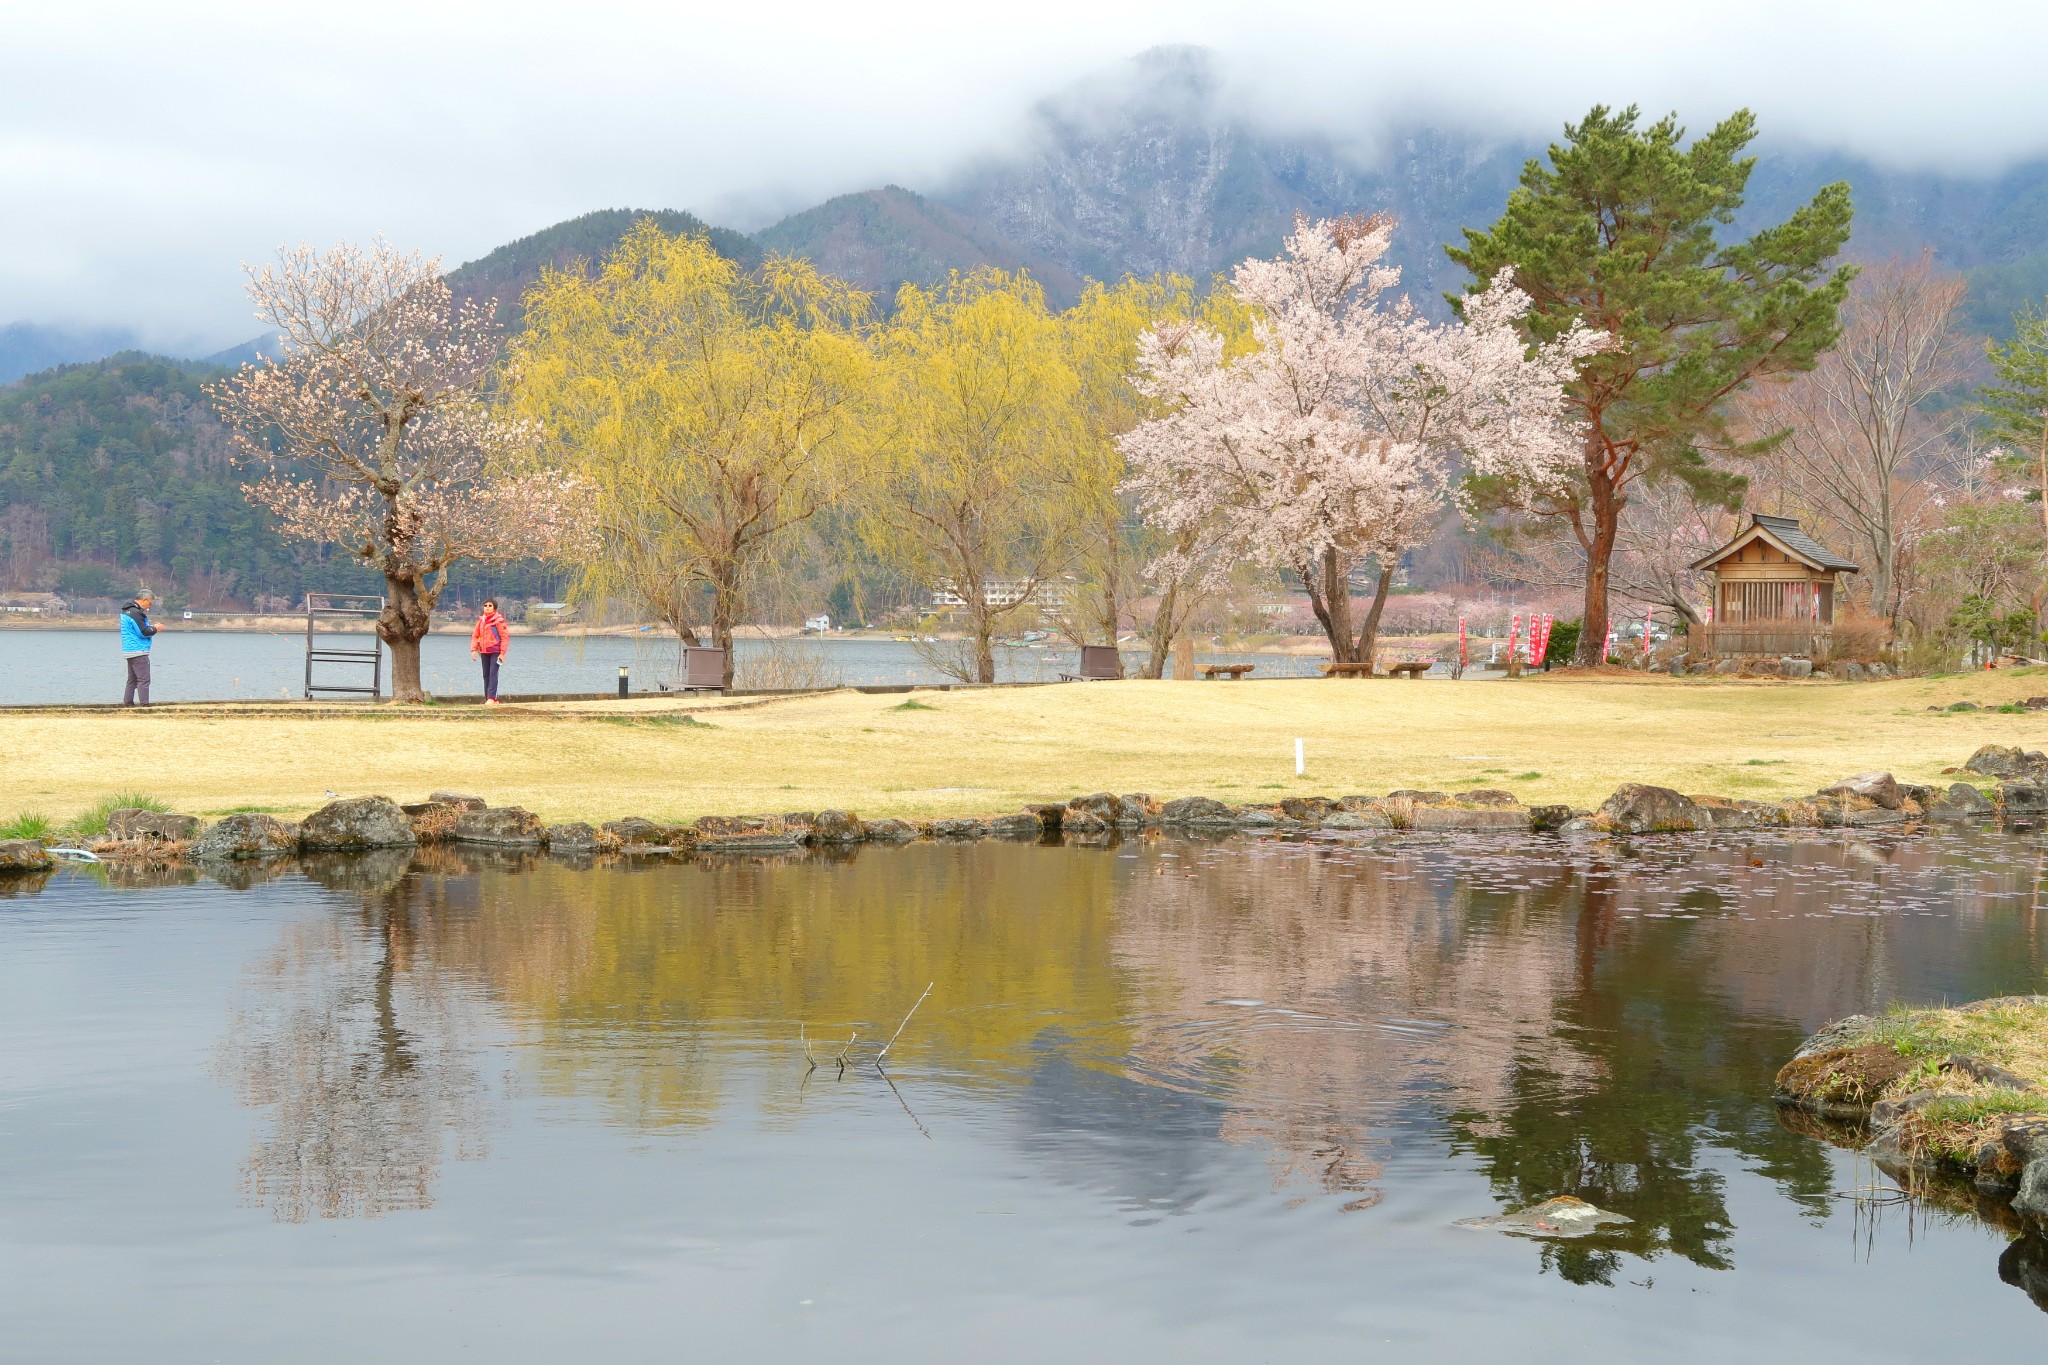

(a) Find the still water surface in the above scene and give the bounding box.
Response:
[3,828,2046,1360]
[0,629,1332,704]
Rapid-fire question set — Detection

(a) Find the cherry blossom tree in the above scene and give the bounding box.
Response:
[1122,214,1603,667]
[209,241,593,702]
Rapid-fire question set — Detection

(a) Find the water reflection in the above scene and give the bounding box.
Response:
[205,828,2048,1290]
[221,859,493,1221]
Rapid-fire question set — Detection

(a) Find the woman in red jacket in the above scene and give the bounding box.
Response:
[471,599,510,705]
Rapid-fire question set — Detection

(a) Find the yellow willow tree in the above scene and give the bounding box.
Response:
[1057,274,1197,678]
[512,222,870,687]
[861,268,1086,684]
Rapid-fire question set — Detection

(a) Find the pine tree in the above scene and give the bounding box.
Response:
[1449,106,1854,665]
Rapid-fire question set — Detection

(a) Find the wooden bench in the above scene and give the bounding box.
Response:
[1320,660,1432,679]
[1200,663,1256,680]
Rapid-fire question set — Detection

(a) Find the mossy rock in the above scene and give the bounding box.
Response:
[1775,1045,1922,1115]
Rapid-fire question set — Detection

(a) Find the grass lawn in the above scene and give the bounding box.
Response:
[4,668,2047,826]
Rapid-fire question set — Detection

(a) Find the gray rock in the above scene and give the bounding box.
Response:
[1119,793,1160,824]
[298,796,418,850]
[453,806,544,845]
[1820,772,1902,809]
[1966,744,2048,779]
[1557,816,1602,835]
[1529,804,1576,833]
[693,814,805,851]
[1157,796,1236,826]
[1667,657,1687,677]
[106,808,201,841]
[1454,1195,1632,1238]
[427,791,488,810]
[1688,796,1760,831]
[1918,785,1986,823]
[1409,805,1533,833]
[863,818,918,842]
[1596,783,1702,833]
[1714,659,1741,676]
[543,822,598,851]
[1026,803,1065,831]
[0,838,54,872]
[985,812,1043,838]
[1335,795,1379,811]
[193,813,297,861]
[1999,782,2048,817]
[1781,657,1814,679]
[2014,1159,2048,1218]
[1067,792,1150,828]
[932,818,988,839]
[808,810,866,844]
[1459,789,1521,807]
[1948,700,1982,712]
[603,817,681,846]
[1322,810,1391,831]
[1279,796,1336,821]
[1062,810,1112,835]
[1790,1014,1883,1063]
[1384,790,1450,805]
[1235,810,1279,829]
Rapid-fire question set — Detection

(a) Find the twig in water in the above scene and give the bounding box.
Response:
[833,1031,859,1075]
[879,1066,932,1140]
[875,982,934,1069]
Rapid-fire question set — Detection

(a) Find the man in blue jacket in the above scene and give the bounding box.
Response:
[119,591,161,705]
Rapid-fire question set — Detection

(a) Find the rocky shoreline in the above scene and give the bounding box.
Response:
[4,742,2048,877]
[1775,998,2048,1224]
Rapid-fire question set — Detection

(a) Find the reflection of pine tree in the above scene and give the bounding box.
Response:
[221,865,492,1222]
[1447,860,1835,1285]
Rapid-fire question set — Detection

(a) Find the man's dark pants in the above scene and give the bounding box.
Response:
[123,655,151,706]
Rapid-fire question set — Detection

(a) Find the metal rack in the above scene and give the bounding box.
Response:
[304,593,385,699]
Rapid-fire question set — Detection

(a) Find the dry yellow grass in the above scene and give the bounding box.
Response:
[4,668,2047,825]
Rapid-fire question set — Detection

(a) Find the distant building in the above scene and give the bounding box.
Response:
[0,591,68,615]
[930,578,1072,611]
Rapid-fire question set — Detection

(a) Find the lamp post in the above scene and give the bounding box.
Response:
[618,665,629,699]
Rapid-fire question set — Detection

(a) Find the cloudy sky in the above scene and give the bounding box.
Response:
[3,0,2043,351]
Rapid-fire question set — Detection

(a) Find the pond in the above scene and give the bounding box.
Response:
[2,828,2045,1360]
[0,630,1338,705]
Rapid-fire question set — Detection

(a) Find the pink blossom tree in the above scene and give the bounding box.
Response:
[209,241,594,702]
[1122,214,1604,668]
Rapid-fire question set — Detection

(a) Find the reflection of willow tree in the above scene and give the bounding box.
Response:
[223,853,491,1222]
[429,844,1138,1128]
[1448,855,1836,1286]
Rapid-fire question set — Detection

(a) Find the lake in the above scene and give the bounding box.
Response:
[3,827,2045,1361]
[0,629,1337,704]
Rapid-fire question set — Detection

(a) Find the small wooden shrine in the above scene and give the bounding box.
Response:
[1689,514,1859,658]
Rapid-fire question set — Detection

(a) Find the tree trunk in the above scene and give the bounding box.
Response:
[1305,547,1357,664]
[1142,581,1180,679]
[1092,519,1127,678]
[1351,565,1395,670]
[971,599,996,685]
[377,571,435,703]
[710,556,740,688]
[1576,451,1619,667]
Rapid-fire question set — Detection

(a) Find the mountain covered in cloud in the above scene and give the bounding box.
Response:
[15,44,2048,383]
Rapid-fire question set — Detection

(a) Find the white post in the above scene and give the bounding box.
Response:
[1294,738,1304,776]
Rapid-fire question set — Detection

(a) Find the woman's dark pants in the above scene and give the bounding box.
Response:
[481,651,501,700]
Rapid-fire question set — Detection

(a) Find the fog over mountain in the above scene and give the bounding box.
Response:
[8,12,2048,373]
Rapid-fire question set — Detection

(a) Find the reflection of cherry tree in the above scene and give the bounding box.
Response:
[222,866,492,1222]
